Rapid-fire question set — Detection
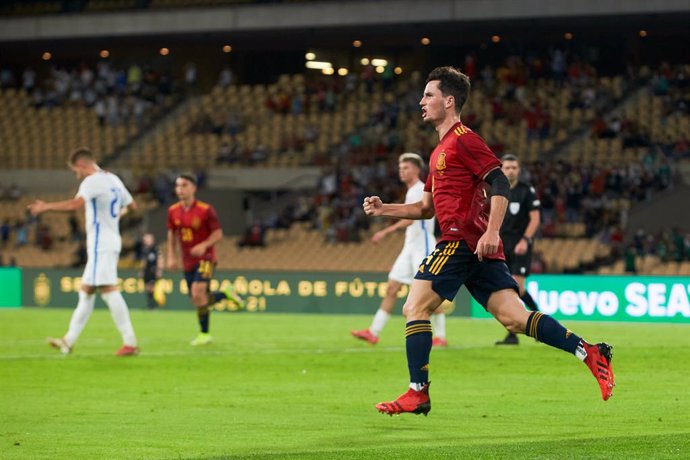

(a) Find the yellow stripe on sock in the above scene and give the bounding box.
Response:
[529,313,538,337]
[405,325,433,337]
[530,312,543,339]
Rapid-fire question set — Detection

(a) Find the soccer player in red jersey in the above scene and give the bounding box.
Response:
[363,67,615,415]
[167,174,243,346]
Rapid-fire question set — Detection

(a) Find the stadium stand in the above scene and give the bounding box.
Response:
[120,73,381,169]
[2,40,686,275]
[0,62,182,169]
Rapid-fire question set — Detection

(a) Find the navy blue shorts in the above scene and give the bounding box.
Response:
[414,240,519,309]
[184,260,215,293]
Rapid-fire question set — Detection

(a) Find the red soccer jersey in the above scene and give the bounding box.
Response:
[424,122,505,260]
[167,200,221,271]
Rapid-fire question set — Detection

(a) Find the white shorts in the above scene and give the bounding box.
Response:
[82,251,120,287]
[388,245,430,285]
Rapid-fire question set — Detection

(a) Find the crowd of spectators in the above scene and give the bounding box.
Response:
[208,73,347,166]
[240,159,414,247]
[623,227,690,273]
[591,62,689,158]
[0,209,83,252]
[523,152,674,237]
[133,168,207,205]
[0,183,22,201]
[236,55,683,250]
[307,51,633,171]
[0,61,181,130]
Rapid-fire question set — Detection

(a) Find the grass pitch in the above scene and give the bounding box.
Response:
[1,308,689,459]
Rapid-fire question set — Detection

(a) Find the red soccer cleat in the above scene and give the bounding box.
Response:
[375,383,431,416]
[351,329,379,345]
[432,337,448,348]
[115,345,140,357]
[583,342,615,401]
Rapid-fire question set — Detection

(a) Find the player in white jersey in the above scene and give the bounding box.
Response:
[351,153,449,347]
[28,148,139,356]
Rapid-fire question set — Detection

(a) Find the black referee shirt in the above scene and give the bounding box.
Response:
[500,181,541,242]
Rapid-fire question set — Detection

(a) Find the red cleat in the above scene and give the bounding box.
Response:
[432,337,448,348]
[115,345,140,357]
[375,383,431,416]
[351,329,379,345]
[583,342,615,401]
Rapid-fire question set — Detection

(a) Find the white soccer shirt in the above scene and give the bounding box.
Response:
[76,170,133,253]
[404,181,435,255]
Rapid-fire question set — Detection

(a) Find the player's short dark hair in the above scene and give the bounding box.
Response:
[501,154,519,163]
[426,66,471,114]
[177,173,197,185]
[398,152,424,170]
[68,147,94,165]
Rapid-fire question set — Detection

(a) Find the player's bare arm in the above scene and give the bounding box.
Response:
[119,200,138,217]
[28,196,85,215]
[364,192,434,220]
[371,219,414,244]
[515,209,540,255]
[476,168,510,261]
[190,228,223,257]
[166,229,178,270]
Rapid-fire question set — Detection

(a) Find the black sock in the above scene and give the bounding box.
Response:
[525,312,581,354]
[405,320,433,386]
[198,309,210,333]
[520,292,539,311]
[146,292,156,308]
[210,291,226,304]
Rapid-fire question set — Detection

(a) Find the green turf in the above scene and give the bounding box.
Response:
[1,308,688,459]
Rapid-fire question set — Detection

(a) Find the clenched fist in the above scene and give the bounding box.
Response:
[363,196,383,216]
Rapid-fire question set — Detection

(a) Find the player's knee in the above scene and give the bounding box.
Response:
[402,301,427,319]
[497,312,524,334]
[401,302,413,318]
[191,291,207,306]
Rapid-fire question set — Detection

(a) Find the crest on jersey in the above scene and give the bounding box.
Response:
[436,151,446,175]
[509,202,520,215]
[192,217,201,229]
[174,219,181,226]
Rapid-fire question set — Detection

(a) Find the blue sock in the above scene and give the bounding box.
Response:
[210,291,226,304]
[525,311,582,354]
[405,320,433,385]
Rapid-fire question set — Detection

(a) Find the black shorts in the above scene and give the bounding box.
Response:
[503,236,533,277]
[184,260,215,293]
[414,240,519,309]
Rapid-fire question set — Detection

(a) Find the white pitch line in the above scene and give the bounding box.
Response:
[0,344,482,361]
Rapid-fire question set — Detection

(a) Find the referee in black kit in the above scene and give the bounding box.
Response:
[140,233,163,309]
[495,154,541,345]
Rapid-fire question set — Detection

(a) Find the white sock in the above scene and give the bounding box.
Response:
[409,382,425,391]
[64,291,96,346]
[102,291,137,347]
[431,313,446,339]
[575,341,587,361]
[369,309,391,337]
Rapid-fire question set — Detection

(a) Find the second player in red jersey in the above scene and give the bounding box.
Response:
[167,196,220,272]
[363,66,615,416]
[167,173,243,346]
